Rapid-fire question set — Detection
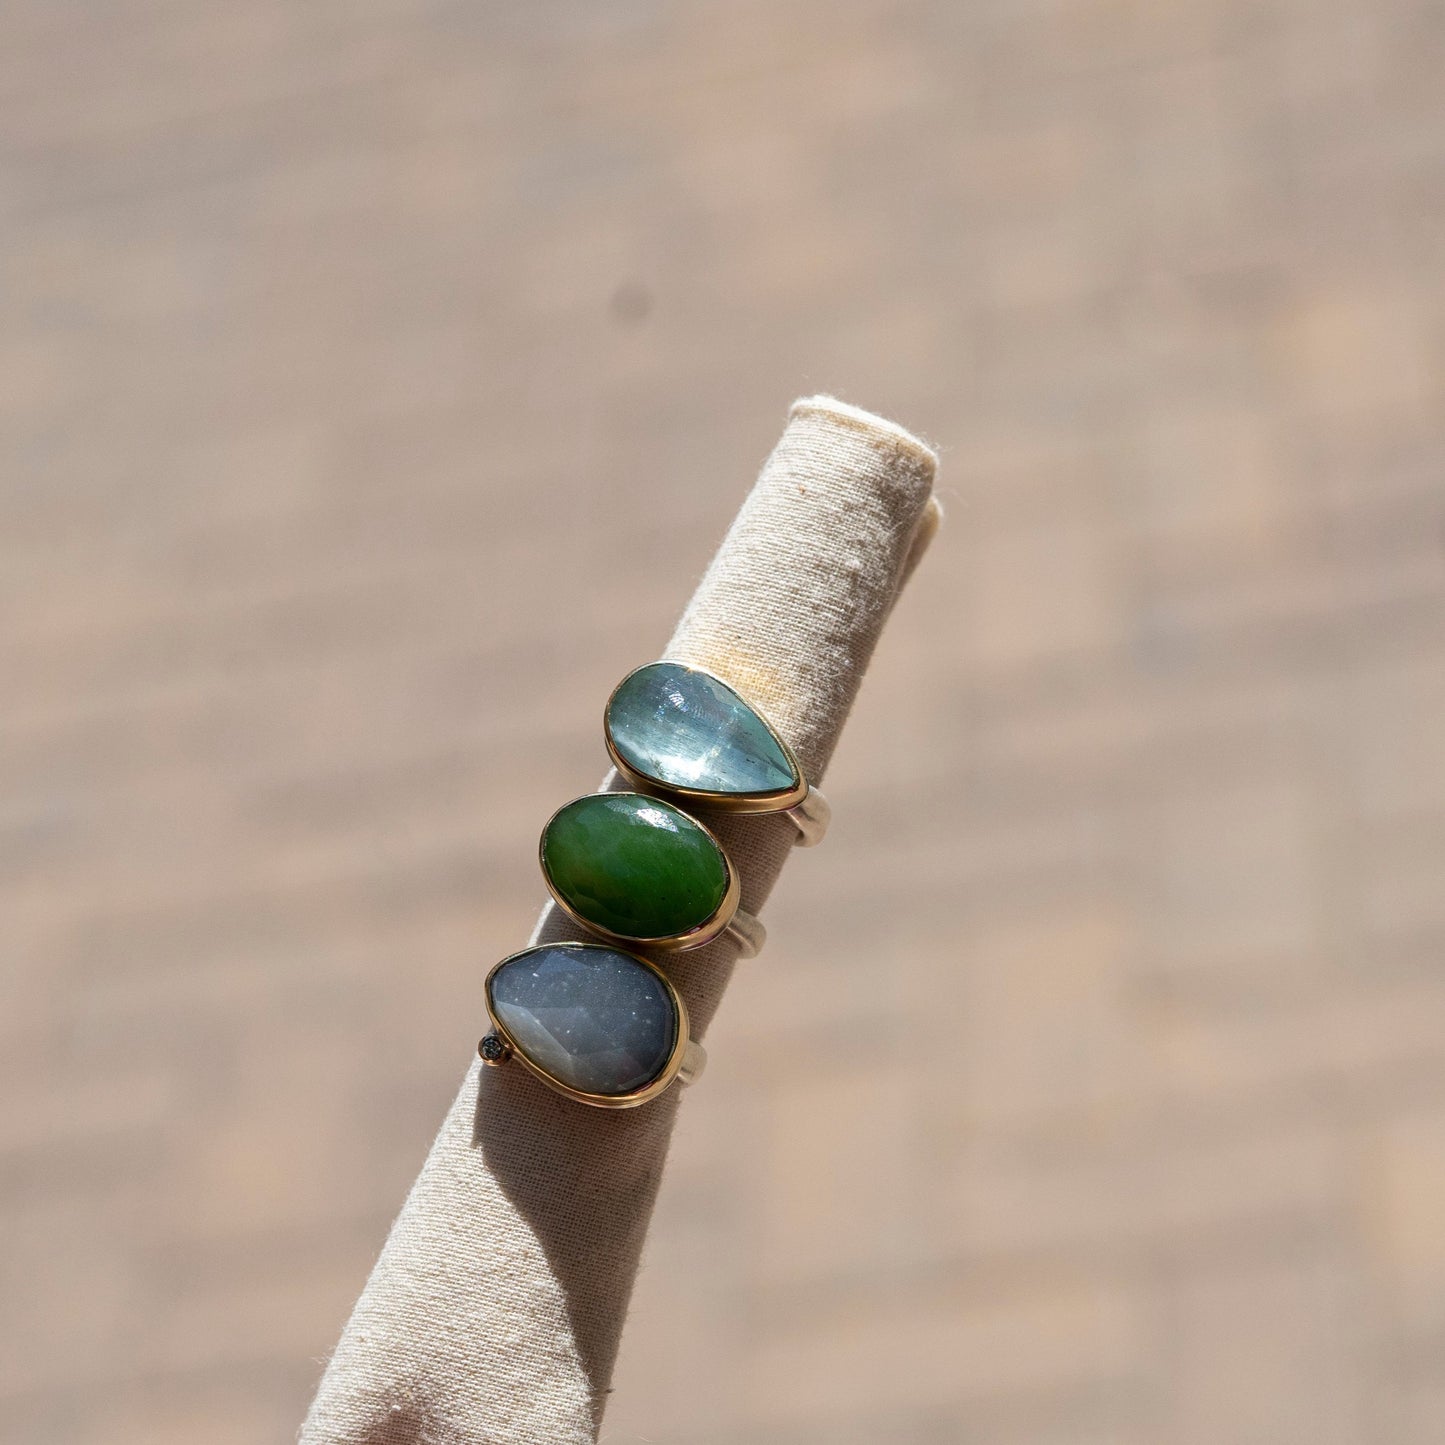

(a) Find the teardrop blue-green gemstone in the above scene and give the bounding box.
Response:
[605,662,799,800]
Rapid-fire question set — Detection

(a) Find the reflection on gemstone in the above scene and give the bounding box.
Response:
[606,662,799,799]
[542,792,729,941]
[487,944,679,1097]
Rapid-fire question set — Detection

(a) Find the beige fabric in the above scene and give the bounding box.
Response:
[300,397,939,1445]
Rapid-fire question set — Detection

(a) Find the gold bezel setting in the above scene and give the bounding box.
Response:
[538,792,742,952]
[603,661,811,816]
[481,942,692,1109]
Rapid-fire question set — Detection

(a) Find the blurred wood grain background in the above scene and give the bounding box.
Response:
[4,2,1445,1441]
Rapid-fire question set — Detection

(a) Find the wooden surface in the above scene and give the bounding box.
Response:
[4,2,1445,1442]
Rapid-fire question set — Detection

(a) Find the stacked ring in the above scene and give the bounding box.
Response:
[539,793,764,956]
[481,943,705,1109]
[480,660,817,1108]
[604,662,830,846]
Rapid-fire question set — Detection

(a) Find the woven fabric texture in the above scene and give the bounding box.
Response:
[299,396,939,1445]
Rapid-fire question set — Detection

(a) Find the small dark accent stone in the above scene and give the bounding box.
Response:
[478,1033,510,1064]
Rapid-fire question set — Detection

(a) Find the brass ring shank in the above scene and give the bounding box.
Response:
[678,1039,707,1086]
[723,908,766,958]
[787,787,831,847]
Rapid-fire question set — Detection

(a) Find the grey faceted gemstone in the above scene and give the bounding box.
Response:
[487,944,679,1097]
[606,661,798,799]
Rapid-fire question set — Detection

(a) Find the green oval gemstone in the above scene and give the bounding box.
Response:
[541,793,729,942]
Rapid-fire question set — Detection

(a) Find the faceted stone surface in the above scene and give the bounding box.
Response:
[487,944,679,1097]
[606,661,799,799]
[542,793,729,941]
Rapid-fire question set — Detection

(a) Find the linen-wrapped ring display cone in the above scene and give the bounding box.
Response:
[301,396,940,1445]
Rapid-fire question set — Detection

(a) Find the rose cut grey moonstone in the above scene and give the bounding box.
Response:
[487,944,679,1097]
[606,661,799,799]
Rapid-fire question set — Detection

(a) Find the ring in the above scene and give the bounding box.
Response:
[603,661,831,846]
[479,942,706,1108]
[539,792,764,956]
